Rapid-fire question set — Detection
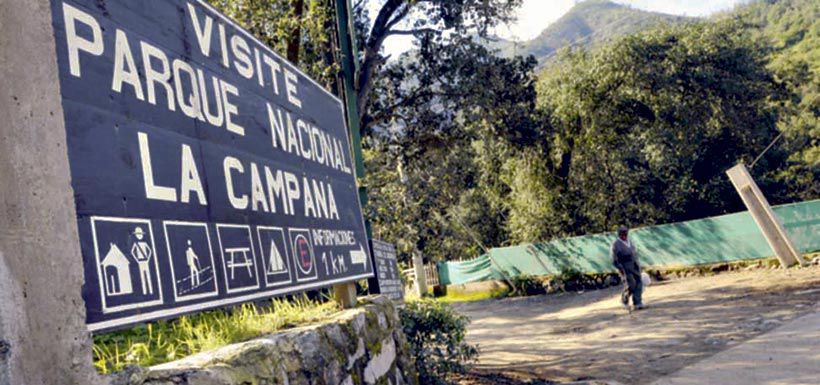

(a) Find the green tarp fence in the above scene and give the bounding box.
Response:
[438,199,820,285]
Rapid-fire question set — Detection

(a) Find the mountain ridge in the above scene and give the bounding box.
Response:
[483,0,692,62]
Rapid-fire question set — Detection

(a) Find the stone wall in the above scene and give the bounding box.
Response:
[113,296,418,385]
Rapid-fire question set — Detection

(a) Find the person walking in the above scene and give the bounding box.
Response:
[185,239,201,288]
[611,226,644,310]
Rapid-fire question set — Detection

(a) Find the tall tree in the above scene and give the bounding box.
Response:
[534,20,789,236]
[354,0,522,132]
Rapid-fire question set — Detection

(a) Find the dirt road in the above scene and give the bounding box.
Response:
[453,266,820,385]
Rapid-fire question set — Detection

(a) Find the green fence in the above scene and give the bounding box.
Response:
[439,199,820,285]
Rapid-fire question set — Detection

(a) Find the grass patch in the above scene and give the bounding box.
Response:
[92,296,338,374]
[435,287,509,303]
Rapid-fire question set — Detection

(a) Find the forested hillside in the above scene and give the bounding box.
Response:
[490,0,689,62]
[364,0,818,262]
[210,0,818,264]
[729,0,819,199]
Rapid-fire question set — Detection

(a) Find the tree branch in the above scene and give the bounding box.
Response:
[386,28,436,36]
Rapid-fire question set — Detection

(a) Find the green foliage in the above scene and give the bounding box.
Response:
[400,299,479,385]
[507,274,546,296]
[532,19,791,235]
[727,0,820,200]
[207,0,337,87]
[92,296,337,373]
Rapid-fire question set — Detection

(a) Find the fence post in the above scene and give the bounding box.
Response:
[412,252,428,297]
[726,164,803,267]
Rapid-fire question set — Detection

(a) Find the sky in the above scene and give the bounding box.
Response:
[372,0,748,58]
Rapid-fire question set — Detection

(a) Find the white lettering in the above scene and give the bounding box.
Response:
[173,59,203,120]
[138,132,177,202]
[197,69,223,127]
[231,35,253,79]
[220,80,243,135]
[263,55,281,95]
[284,171,300,215]
[187,3,214,57]
[297,119,312,159]
[302,177,316,218]
[264,166,285,214]
[180,144,207,205]
[284,68,302,108]
[140,42,176,111]
[63,3,104,77]
[111,29,145,100]
[250,163,269,212]
[224,156,247,209]
[218,23,229,68]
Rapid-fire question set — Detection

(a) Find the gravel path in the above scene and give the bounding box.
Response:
[453,266,820,384]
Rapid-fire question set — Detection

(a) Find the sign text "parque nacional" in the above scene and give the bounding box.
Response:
[49,0,372,331]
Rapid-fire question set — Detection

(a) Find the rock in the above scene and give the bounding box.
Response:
[133,296,418,385]
[364,338,396,384]
[110,365,148,385]
[710,263,729,273]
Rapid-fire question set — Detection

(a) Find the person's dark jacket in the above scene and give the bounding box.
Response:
[611,238,639,273]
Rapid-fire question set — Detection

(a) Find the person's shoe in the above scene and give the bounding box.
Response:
[634,304,645,310]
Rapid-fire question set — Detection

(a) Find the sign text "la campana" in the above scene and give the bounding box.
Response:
[60,2,354,221]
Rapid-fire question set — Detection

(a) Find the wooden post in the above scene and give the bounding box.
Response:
[726,164,803,267]
[333,282,358,308]
[412,252,428,297]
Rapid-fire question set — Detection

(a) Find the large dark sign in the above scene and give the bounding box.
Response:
[368,240,404,302]
[49,0,372,332]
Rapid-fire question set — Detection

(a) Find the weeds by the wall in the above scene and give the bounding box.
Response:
[92,296,338,373]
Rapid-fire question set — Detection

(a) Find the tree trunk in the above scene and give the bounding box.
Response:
[286,0,305,63]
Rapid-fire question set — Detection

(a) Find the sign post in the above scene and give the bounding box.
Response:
[333,0,372,307]
[726,164,803,267]
[44,0,373,332]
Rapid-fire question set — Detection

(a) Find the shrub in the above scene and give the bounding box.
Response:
[509,274,547,296]
[399,299,479,385]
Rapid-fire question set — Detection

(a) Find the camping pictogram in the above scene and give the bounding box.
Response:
[256,226,292,287]
[267,241,286,273]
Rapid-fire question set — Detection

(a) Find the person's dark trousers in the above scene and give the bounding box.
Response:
[620,262,643,307]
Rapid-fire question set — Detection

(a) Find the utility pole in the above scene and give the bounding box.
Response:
[333,0,371,307]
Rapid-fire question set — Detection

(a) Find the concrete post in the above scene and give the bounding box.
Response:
[0,1,104,384]
[333,283,358,309]
[726,164,803,267]
[412,252,428,297]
